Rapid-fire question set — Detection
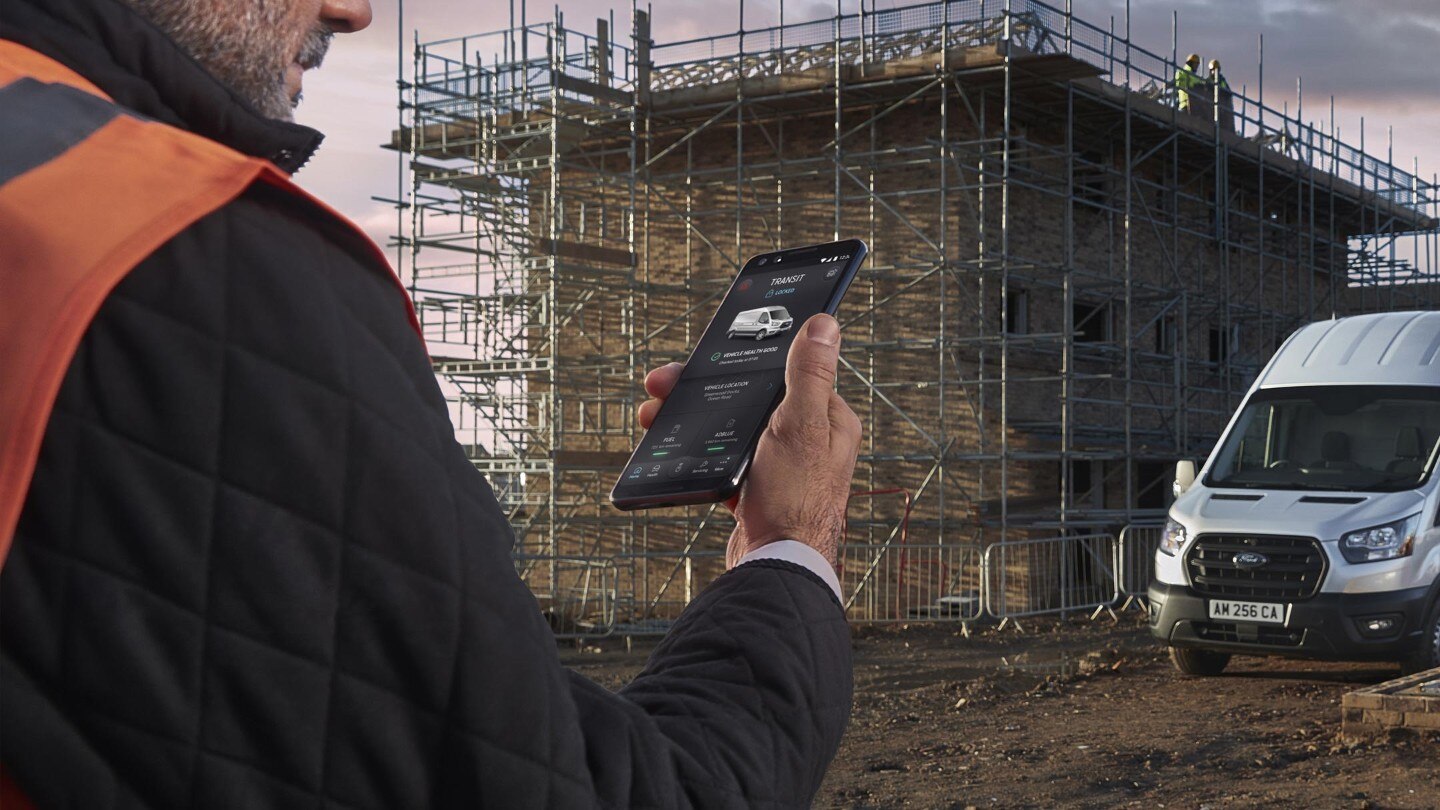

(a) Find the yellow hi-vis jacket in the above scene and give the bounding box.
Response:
[1175,65,1202,110]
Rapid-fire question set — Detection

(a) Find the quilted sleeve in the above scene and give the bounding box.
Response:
[572,560,853,809]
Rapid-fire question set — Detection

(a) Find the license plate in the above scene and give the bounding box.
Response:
[1207,599,1286,624]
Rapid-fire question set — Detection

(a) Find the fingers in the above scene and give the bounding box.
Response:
[644,362,684,399]
[637,398,663,430]
[775,314,842,437]
[637,362,684,431]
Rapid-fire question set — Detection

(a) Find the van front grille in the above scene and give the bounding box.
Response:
[1184,534,1326,600]
[1193,621,1304,646]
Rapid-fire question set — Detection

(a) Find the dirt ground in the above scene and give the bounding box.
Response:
[561,613,1439,809]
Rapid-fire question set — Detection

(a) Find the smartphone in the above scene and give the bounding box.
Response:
[610,238,868,510]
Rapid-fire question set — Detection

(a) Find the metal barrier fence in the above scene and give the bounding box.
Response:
[841,542,984,623]
[982,534,1119,620]
[611,549,728,635]
[515,555,619,639]
[521,525,1183,637]
[1117,524,1165,611]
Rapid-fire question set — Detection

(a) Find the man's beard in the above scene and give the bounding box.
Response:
[121,0,331,121]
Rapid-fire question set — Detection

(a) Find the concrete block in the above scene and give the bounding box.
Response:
[1341,668,1440,739]
[1343,692,1383,711]
[1362,709,1404,726]
[1380,695,1415,712]
[1404,711,1440,731]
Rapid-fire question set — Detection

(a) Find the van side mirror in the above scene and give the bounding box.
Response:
[1173,460,1197,497]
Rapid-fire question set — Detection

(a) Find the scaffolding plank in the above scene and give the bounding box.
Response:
[413,162,504,193]
[387,121,481,160]
[554,72,633,105]
[534,238,636,267]
[555,449,633,469]
[432,357,551,376]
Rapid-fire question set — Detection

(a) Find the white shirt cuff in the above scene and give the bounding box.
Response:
[734,540,844,603]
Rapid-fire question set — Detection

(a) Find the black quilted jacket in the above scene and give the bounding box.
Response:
[0,1,853,807]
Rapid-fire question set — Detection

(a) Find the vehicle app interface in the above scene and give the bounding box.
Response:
[620,251,853,487]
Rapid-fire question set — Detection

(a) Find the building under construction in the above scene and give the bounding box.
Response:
[387,0,1439,630]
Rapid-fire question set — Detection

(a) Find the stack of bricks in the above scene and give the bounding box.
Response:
[1341,668,1440,740]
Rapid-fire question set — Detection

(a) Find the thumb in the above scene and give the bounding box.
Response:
[777,314,841,428]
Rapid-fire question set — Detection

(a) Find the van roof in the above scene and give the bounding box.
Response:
[1259,311,1440,388]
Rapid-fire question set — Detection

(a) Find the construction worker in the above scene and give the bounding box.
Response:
[0,0,859,806]
[1210,58,1236,133]
[1175,52,1204,116]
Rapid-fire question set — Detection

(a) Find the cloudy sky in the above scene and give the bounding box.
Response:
[293,0,1439,252]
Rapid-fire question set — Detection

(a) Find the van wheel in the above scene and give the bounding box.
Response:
[1400,598,1440,675]
[1169,646,1231,676]
[755,332,765,341]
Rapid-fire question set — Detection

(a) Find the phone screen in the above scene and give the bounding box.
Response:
[611,239,866,510]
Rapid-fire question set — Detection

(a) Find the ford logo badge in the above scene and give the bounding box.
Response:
[1233,551,1268,569]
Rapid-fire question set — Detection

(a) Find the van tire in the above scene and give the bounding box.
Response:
[1169,646,1231,676]
[1400,597,1440,675]
[755,332,765,340]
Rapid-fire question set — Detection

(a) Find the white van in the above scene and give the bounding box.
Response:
[1150,311,1440,675]
[727,306,794,340]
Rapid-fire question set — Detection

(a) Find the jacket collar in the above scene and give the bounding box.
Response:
[0,0,323,173]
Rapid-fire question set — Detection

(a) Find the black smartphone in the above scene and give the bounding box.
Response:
[610,238,868,510]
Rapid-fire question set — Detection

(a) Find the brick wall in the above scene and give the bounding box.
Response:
[1342,669,1440,739]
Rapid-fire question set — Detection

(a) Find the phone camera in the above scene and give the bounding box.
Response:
[758,257,768,265]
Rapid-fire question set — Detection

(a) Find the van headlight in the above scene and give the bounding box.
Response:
[1339,514,1419,563]
[1159,517,1188,556]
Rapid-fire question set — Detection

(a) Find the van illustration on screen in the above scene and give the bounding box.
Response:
[726,306,794,340]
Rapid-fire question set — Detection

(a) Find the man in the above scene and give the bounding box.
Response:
[1175,52,1204,116]
[0,0,860,806]
[1209,58,1235,134]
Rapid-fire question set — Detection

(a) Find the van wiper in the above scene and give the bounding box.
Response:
[1210,481,1359,492]
[1205,479,1269,489]
[1288,481,1369,492]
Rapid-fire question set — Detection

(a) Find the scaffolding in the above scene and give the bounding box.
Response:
[388,0,1440,630]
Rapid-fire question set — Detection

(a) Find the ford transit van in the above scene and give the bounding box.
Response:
[727,306,794,340]
[1149,311,1440,675]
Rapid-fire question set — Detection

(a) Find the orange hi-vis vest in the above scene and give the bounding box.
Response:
[0,40,419,568]
[0,39,419,805]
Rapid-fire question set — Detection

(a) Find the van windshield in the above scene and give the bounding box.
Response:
[1205,385,1440,493]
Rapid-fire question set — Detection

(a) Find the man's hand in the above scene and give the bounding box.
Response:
[636,314,861,570]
